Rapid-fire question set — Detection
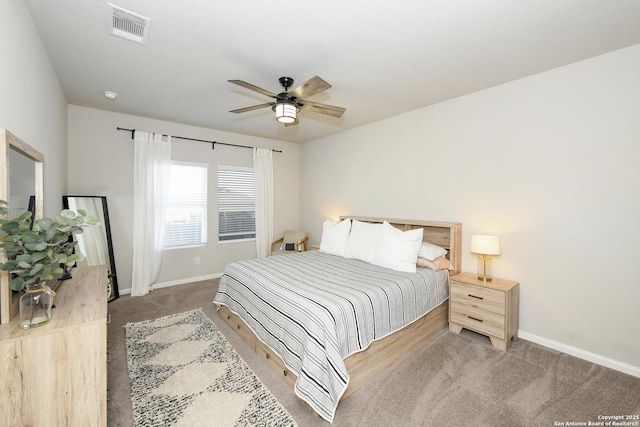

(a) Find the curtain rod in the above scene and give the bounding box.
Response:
[116,127,282,153]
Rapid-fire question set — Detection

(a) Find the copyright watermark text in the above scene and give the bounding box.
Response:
[553,415,640,427]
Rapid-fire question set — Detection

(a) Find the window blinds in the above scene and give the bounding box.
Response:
[217,166,256,241]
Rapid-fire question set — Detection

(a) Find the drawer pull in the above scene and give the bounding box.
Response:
[468,316,483,323]
[227,315,231,320]
[266,353,271,359]
[468,294,483,300]
[283,370,288,376]
[236,325,241,330]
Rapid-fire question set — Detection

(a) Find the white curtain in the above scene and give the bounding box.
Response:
[131,131,171,296]
[253,148,273,258]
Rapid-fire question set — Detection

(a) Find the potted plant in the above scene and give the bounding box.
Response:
[0,199,97,329]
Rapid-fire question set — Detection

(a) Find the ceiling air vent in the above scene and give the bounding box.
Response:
[108,3,151,45]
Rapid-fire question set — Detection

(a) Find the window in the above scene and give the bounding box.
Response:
[217,166,255,242]
[164,162,208,249]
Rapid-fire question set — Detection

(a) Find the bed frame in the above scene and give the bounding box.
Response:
[218,216,461,412]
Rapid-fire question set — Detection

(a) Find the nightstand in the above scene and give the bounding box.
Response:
[448,272,519,351]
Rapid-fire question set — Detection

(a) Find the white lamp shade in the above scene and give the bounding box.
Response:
[275,102,297,124]
[470,235,500,255]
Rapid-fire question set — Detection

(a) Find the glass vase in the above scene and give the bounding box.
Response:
[19,282,54,329]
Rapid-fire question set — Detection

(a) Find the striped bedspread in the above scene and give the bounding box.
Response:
[213,250,449,422]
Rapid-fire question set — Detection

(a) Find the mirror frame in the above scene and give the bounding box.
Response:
[0,129,44,324]
[62,195,119,302]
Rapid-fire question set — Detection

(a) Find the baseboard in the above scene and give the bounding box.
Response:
[518,330,640,378]
[118,273,223,296]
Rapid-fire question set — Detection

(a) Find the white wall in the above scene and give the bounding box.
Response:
[300,44,640,371]
[68,106,300,293]
[0,0,68,216]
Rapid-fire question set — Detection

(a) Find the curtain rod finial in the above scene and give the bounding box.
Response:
[116,127,135,139]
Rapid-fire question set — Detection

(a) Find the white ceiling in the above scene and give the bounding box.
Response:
[25,0,640,143]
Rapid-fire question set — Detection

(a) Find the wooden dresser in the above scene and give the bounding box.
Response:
[0,266,108,427]
[449,272,519,351]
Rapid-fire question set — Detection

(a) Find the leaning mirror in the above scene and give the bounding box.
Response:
[63,195,119,302]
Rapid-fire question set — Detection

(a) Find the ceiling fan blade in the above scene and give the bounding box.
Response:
[299,100,345,118]
[228,80,278,99]
[229,102,274,114]
[290,76,331,100]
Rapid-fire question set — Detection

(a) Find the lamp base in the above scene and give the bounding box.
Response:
[477,255,493,282]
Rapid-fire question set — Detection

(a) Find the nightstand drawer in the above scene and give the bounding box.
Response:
[450,302,505,339]
[449,273,519,351]
[450,281,505,315]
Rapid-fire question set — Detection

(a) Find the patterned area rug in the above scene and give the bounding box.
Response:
[125,309,298,427]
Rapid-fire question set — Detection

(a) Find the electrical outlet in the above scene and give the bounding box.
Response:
[195,257,201,265]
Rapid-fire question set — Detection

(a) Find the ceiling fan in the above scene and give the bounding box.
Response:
[228,76,346,126]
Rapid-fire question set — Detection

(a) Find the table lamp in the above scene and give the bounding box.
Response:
[470,235,500,282]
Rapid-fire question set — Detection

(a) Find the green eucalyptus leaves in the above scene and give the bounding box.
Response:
[0,199,98,291]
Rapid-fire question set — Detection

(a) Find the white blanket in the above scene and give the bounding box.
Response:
[213,250,449,422]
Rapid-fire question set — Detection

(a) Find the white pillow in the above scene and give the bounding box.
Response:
[373,221,423,273]
[319,219,351,257]
[418,241,448,261]
[344,220,382,264]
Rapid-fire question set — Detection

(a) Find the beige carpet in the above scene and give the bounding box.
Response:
[124,309,297,427]
[108,279,640,427]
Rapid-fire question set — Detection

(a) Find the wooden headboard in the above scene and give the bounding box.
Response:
[340,216,462,275]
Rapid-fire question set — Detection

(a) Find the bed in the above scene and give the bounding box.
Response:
[213,216,461,422]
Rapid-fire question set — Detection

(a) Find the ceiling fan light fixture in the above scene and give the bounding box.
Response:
[274,101,297,124]
[229,76,344,126]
